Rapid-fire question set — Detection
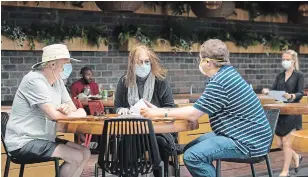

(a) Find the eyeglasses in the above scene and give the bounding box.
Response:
[196,57,225,64]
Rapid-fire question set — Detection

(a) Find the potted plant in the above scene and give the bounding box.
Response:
[190,1,235,18]
[95,1,142,12]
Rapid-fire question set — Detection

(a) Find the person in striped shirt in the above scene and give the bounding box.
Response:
[141,39,272,177]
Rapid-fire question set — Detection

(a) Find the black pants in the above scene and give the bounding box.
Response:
[153,135,171,177]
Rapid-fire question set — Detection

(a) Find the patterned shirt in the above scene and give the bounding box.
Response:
[194,65,272,157]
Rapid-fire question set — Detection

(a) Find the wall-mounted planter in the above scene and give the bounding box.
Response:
[190,1,235,18]
[119,37,285,54]
[224,42,280,54]
[95,1,142,12]
[119,37,200,52]
[1,36,108,51]
[299,45,308,54]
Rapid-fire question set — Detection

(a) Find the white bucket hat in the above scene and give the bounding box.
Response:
[31,44,80,69]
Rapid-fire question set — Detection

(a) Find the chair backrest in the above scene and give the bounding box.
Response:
[72,97,83,109]
[88,100,105,115]
[265,109,280,153]
[97,118,161,176]
[1,112,10,155]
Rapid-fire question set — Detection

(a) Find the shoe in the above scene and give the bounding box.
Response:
[278,172,290,177]
[295,154,303,173]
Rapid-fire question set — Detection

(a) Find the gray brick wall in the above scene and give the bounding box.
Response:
[1,6,308,101]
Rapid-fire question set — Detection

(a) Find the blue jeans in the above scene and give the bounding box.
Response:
[183,132,249,177]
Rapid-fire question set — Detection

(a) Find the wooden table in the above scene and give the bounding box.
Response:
[263,103,308,115]
[290,130,308,152]
[79,98,114,107]
[57,114,198,134]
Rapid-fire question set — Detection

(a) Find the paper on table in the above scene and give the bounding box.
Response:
[130,99,148,116]
[268,90,287,102]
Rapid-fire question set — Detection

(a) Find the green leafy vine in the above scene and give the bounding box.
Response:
[1,20,108,49]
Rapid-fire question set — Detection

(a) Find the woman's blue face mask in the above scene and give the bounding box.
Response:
[60,63,73,80]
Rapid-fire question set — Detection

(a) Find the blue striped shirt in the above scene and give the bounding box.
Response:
[194,65,272,157]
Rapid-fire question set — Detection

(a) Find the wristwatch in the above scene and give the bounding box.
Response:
[164,109,169,118]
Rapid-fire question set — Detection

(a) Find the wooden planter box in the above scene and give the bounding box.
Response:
[225,42,280,53]
[1,36,108,51]
[299,45,308,54]
[119,37,200,52]
[1,1,101,11]
[119,37,283,53]
[2,2,288,24]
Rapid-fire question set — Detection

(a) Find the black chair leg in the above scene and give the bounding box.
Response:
[265,154,273,177]
[163,156,169,177]
[4,156,11,177]
[250,163,256,177]
[95,163,98,177]
[101,167,105,177]
[216,160,221,177]
[55,159,60,177]
[19,164,25,177]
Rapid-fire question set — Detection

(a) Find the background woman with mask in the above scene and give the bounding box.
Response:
[114,44,176,177]
[262,50,304,176]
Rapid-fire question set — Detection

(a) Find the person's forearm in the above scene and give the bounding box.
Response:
[53,108,86,120]
[157,106,201,122]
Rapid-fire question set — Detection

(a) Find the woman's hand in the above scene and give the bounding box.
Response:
[262,88,270,95]
[283,93,293,100]
[117,108,132,115]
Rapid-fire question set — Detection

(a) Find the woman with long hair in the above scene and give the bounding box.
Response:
[114,44,176,177]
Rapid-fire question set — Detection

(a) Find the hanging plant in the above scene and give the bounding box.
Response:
[113,24,155,46]
[261,32,290,51]
[1,21,27,47]
[160,20,193,51]
[225,25,260,48]
[1,20,108,50]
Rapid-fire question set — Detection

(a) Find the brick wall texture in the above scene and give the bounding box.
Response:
[1,6,308,101]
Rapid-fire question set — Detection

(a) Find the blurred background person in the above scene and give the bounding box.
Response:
[262,50,304,176]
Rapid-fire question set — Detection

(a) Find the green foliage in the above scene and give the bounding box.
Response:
[114,21,308,53]
[1,20,108,50]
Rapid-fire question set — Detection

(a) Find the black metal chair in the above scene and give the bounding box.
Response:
[1,112,60,177]
[216,109,280,177]
[95,117,164,177]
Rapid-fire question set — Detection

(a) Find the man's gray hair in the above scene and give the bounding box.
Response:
[32,61,55,71]
[200,39,230,66]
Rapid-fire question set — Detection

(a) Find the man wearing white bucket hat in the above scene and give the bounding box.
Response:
[5,44,91,177]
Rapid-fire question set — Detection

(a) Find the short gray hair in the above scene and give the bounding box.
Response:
[200,39,230,66]
[32,60,55,71]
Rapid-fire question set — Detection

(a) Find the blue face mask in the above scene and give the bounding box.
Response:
[60,63,73,80]
[135,63,151,78]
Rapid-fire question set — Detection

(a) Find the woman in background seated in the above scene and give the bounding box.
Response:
[262,50,304,176]
[114,44,176,177]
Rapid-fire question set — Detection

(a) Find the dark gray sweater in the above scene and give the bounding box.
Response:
[114,75,175,112]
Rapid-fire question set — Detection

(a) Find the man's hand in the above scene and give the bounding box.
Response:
[56,103,71,115]
[140,108,163,118]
